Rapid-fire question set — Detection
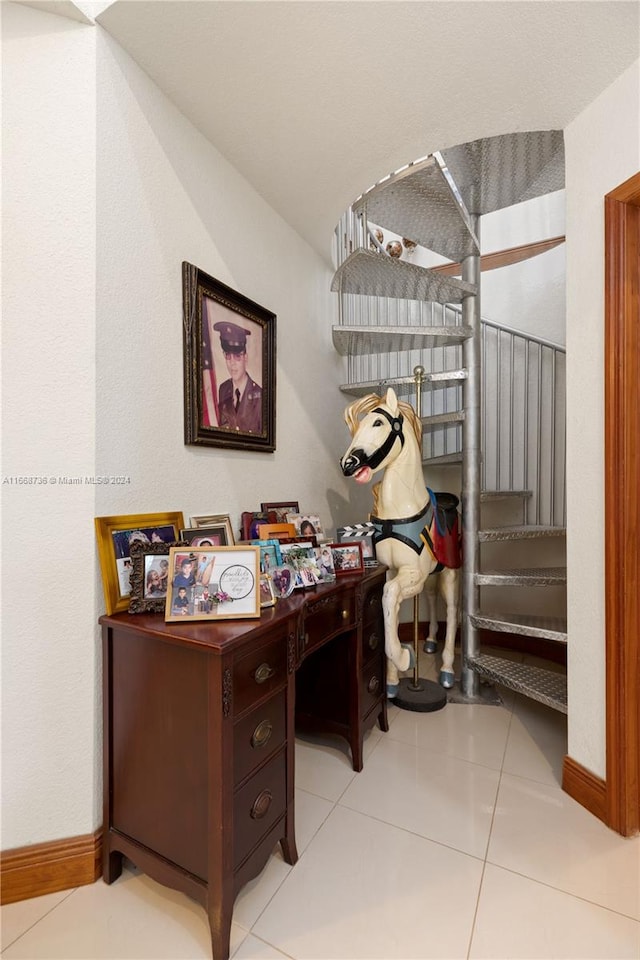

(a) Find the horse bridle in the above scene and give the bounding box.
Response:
[361,406,405,470]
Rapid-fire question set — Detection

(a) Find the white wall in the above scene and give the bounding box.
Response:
[1,4,361,850]
[565,59,640,779]
[2,3,98,846]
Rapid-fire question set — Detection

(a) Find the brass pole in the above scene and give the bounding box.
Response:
[412,365,425,687]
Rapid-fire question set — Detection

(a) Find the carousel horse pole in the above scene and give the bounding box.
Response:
[340,378,461,706]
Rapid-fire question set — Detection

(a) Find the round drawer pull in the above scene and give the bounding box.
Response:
[368,631,380,651]
[251,720,273,749]
[250,789,273,820]
[254,662,275,684]
[342,609,349,620]
[367,676,380,694]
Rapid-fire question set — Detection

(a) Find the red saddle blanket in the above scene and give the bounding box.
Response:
[428,489,462,569]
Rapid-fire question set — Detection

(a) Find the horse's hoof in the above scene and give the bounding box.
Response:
[423,639,438,655]
[440,670,456,689]
[400,643,415,670]
[386,683,399,699]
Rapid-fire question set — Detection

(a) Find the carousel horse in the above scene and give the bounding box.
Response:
[340,388,461,697]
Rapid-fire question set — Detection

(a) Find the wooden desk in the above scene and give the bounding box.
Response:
[100,567,387,960]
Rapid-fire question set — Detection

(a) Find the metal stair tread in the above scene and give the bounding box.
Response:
[478,525,566,541]
[422,452,462,466]
[470,612,567,642]
[339,370,467,397]
[480,489,532,501]
[421,410,464,430]
[331,249,477,304]
[353,155,479,262]
[333,325,471,357]
[440,131,565,215]
[467,653,567,713]
[476,566,567,586]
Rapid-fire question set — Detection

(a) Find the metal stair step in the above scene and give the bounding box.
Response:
[440,131,565,216]
[339,369,467,397]
[333,325,471,357]
[476,566,567,586]
[421,410,464,430]
[331,249,477,304]
[470,612,567,642]
[353,155,479,262]
[422,452,462,467]
[467,653,567,713]
[480,490,532,502]
[478,525,566,542]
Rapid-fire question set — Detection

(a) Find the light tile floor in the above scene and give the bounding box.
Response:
[2,651,639,960]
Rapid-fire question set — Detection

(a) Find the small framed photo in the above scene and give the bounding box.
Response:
[337,522,376,560]
[165,546,260,622]
[279,541,321,589]
[251,539,282,574]
[286,513,325,540]
[128,540,186,614]
[314,545,337,583]
[241,511,273,540]
[183,262,276,452]
[329,541,365,576]
[190,514,235,544]
[271,564,296,599]
[260,501,299,524]
[256,522,297,542]
[95,512,185,615]
[259,574,276,608]
[181,524,233,547]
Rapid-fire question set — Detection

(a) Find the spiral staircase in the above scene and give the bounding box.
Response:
[331,131,568,712]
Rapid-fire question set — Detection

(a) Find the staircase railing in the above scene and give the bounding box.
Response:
[334,215,566,527]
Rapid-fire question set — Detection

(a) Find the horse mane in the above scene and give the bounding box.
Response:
[343,392,423,449]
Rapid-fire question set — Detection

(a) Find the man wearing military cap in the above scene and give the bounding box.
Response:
[213,321,263,435]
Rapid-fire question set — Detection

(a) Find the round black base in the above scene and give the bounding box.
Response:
[392,677,447,712]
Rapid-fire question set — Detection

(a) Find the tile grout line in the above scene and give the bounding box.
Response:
[0,887,78,953]
[465,681,519,958]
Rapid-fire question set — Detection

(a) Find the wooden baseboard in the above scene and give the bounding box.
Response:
[562,755,607,824]
[1,830,102,905]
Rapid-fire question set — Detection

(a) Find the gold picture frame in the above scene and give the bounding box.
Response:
[164,545,261,622]
[95,512,185,615]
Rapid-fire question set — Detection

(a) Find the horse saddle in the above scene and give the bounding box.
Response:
[370,488,462,569]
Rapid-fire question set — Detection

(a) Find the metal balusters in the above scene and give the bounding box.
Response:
[461,214,481,698]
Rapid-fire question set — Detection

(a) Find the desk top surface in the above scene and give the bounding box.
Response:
[100,566,385,653]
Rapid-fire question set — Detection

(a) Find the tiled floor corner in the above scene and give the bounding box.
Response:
[3,676,638,960]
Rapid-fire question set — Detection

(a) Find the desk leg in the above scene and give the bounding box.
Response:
[103,844,123,884]
[378,699,389,732]
[207,889,233,960]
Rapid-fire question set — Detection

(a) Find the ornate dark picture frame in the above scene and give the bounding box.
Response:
[183,262,276,452]
[128,539,186,614]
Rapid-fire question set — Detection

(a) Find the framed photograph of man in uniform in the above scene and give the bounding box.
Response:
[183,262,276,452]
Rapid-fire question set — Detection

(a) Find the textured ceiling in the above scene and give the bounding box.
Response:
[97,1,639,262]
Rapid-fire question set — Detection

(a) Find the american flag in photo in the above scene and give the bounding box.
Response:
[202,297,219,427]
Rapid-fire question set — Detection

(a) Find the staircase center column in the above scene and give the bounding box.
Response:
[461,214,481,698]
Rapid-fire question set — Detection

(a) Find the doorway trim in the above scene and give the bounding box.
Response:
[603,170,639,835]
[562,170,639,836]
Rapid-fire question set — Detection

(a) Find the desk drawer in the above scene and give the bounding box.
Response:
[234,749,286,867]
[362,621,383,665]
[234,637,287,715]
[361,657,384,715]
[302,592,354,657]
[234,690,286,784]
[362,583,383,627]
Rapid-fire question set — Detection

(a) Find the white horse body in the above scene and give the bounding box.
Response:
[340,388,460,697]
